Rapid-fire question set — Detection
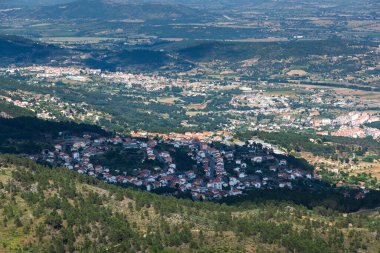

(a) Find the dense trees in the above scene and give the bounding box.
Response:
[0,117,108,154]
[236,130,380,160]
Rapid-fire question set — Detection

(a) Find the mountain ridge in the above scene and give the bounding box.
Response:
[7,0,205,20]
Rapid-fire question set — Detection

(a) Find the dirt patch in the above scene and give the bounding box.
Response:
[286,69,308,76]
[157,97,181,104]
[188,100,212,110]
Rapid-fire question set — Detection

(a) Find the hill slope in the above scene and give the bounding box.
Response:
[176,39,364,62]
[0,154,379,252]
[9,0,204,21]
[0,35,66,66]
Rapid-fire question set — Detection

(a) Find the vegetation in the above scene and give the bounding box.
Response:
[90,148,155,176]
[177,39,363,62]
[366,121,380,130]
[10,0,202,20]
[0,154,379,252]
[236,131,380,157]
[0,101,35,118]
[0,35,66,66]
[0,117,107,154]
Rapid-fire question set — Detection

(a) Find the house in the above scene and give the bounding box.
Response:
[131,179,143,186]
[153,181,161,189]
[160,175,174,186]
[138,169,151,178]
[207,178,223,190]
[229,188,242,196]
[147,140,157,148]
[224,152,234,160]
[252,156,263,163]
[73,152,80,160]
[148,153,156,160]
[252,180,261,188]
[185,170,196,179]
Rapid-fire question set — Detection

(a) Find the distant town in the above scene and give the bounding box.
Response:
[1,66,379,140]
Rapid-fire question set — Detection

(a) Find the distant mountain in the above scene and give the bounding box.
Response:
[0,0,72,8]
[84,38,364,71]
[95,0,372,11]
[8,0,204,20]
[0,35,66,66]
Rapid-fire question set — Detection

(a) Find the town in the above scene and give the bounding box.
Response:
[1,66,380,140]
[30,130,323,200]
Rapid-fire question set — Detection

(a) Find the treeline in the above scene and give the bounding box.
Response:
[223,185,380,213]
[236,131,334,156]
[0,117,108,154]
[366,121,380,130]
[236,130,380,156]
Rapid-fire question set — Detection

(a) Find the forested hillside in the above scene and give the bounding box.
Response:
[0,35,66,66]
[0,154,379,252]
[8,0,204,20]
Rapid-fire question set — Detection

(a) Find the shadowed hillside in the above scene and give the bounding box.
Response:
[0,35,66,66]
[8,0,206,21]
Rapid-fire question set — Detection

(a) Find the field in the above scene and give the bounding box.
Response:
[354,162,380,181]
[286,69,308,76]
[156,97,182,104]
[301,151,380,182]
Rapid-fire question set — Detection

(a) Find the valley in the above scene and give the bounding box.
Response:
[0,0,379,252]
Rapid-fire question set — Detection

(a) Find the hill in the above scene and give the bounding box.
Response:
[84,38,364,71]
[8,0,205,21]
[0,154,379,252]
[0,0,71,7]
[176,39,365,62]
[0,35,66,66]
[85,49,194,71]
